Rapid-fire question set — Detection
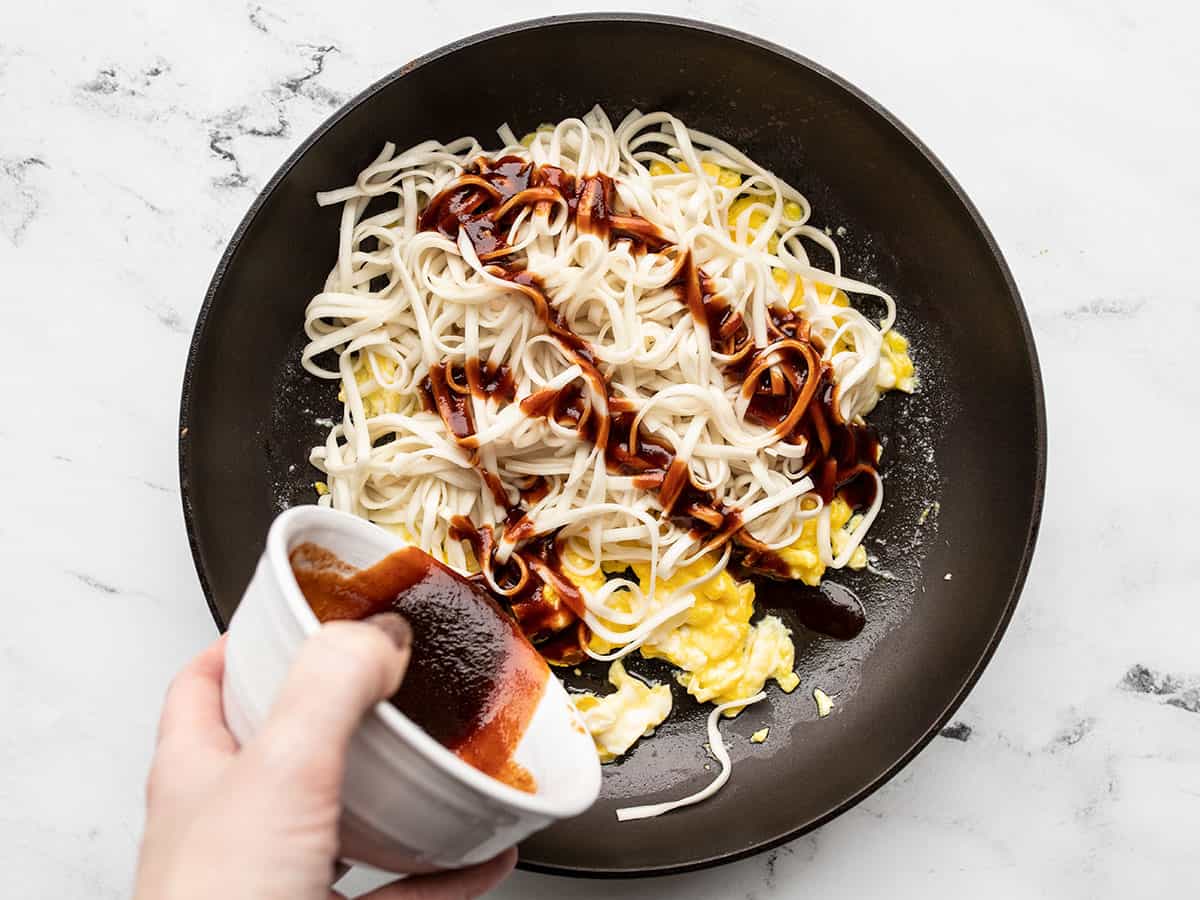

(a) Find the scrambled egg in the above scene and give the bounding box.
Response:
[649,158,743,189]
[339,351,403,417]
[592,557,799,709]
[813,688,834,717]
[572,660,672,762]
[878,330,916,393]
[519,123,555,146]
[727,195,804,255]
[777,494,869,585]
[570,553,801,760]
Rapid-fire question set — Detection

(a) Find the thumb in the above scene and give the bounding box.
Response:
[252,613,411,777]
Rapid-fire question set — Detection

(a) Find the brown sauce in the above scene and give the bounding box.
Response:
[419,156,669,258]
[498,269,610,453]
[669,250,748,356]
[404,152,886,659]
[795,376,880,507]
[513,373,738,541]
[606,409,675,477]
[290,542,547,793]
[468,357,515,402]
[755,578,866,641]
[417,359,515,448]
[450,517,588,667]
[422,362,474,443]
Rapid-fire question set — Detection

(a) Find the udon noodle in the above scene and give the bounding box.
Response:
[303,106,898,664]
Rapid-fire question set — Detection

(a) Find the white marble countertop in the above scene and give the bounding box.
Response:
[3,0,1198,896]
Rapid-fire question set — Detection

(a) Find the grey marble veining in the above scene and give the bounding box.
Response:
[2,0,1198,897]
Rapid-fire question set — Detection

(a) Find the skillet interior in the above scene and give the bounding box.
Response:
[180,14,1045,877]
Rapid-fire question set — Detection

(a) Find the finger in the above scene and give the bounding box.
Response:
[147,636,237,813]
[156,635,236,755]
[254,614,411,773]
[357,849,518,900]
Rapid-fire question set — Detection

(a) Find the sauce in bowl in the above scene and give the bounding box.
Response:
[290,542,548,793]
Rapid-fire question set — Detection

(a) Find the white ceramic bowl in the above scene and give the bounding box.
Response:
[221,505,601,872]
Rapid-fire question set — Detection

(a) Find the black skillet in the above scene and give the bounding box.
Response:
[179,13,1046,878]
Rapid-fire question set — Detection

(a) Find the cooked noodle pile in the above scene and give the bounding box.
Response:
[304,106,899,663]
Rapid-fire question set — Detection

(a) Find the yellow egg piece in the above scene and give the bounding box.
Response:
[520,123,555,146]
[879,329,916,393]
[595,556,802,713]
[651,160,742,188]
[813,688,834,717]
[345,352,404,418]
[572,660,672,763]
[728,196,781,252]
[718,168,742,188]
[561,551,608,595]
[777,495,871,583]
[729,196,768,232]
[771,269,851,310]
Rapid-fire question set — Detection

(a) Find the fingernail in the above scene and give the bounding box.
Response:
[366,612,411,651]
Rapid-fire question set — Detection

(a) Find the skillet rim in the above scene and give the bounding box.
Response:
[178,11,1047,879]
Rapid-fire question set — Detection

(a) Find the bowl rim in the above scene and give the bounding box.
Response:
[263,505,601,820]
[180,11,1047,878]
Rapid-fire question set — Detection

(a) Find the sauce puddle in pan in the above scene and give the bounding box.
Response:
[290,542,548,793]
[757,578,867,641]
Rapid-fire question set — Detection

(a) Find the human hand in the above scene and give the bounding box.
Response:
[134,615,517,900]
